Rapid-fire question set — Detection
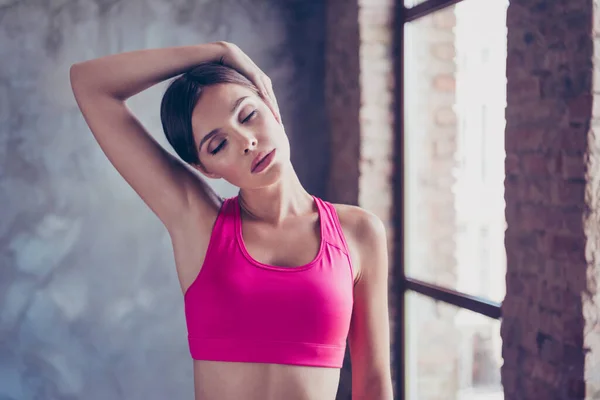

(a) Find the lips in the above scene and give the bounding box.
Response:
[251,149,276,173]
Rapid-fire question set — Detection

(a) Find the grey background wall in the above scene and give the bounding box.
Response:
[0,0,328,398]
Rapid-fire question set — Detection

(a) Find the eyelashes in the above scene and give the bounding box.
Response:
[209,110,258,155]
[243,110,257,123]
[210,140,226,155]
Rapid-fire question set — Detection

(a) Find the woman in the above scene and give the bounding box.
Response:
[70,41,393,400]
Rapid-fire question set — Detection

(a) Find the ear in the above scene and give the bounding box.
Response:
[192,163,222,180]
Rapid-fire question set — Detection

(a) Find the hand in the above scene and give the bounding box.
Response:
[216,41,281,124]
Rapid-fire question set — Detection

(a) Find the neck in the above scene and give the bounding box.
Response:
[238,162,314,226]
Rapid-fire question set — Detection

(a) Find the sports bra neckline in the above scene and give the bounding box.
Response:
[233,195,326,272]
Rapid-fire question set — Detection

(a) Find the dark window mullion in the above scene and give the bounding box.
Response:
[393,0,407,398]
[404,0,465,23]
[404,277,502,320]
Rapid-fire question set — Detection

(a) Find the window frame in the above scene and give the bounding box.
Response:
[392,1,503,398]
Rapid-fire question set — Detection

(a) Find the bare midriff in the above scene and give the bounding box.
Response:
[192,360,341,400]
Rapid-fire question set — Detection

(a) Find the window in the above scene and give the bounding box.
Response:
[396,0,508,398]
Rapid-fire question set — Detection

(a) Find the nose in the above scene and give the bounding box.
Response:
[244,140,257,154]
[238,131,257,155]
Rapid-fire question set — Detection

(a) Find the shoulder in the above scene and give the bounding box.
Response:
[331,203,388,282]
[332,203,386,242]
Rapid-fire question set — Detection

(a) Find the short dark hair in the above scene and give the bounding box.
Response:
[160,62,258,165]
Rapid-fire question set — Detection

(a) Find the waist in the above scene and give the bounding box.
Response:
[192,359,341,400]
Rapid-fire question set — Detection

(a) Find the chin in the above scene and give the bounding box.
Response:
[241,162,287,190]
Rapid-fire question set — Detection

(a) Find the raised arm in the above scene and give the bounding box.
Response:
[70,43,228,232]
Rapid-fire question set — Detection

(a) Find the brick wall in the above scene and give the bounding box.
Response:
[357,0,398,395]
[502,0,599,398]
[586,2,600,396]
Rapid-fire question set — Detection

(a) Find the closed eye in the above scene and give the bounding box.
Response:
[210,140,227,155]
[209,110,256,155]
[243,110,257,123]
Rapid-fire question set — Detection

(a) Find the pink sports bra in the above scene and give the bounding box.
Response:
[183,196,354,368]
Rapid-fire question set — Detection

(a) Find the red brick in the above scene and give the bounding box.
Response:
[560,206,585,234]
[506,153,521,175]
[561,154,586,179]
[432,9,456,29]
[567,94,593,121]
[432,74,455,92]
[501,368,519,395]
[539,312,564,339]
[563,317,585,347]
[542,261,567,289]
[360,25,391,44]
[430,43,455,61]
[549,234,585,260]
[521,325,540,354]
[433,106,456,126]
[506,49,526,75]
[559,126,589,154]
[521,153,548,176]
[525,179,552,203]
[524,378,559,399]
[506,128,546,152]
[531,359,560,386]
[567,377,586,399]
[553,180,586,206]
[502,296,528,319]
[565,263,588,293]
[520,204,561,231]
[521,352,536,376]
[507,77,541,102]
[501,318,523,346]
[502,347,521,369]
[538,284,565,312]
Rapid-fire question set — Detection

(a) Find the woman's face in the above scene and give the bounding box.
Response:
[191,83,290,189]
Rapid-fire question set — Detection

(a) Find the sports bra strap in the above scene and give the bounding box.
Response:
[314,197,352,257]
[211,197,237,239]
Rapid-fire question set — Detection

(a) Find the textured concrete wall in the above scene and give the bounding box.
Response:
[501,0,600,398]
[0,1,327,399]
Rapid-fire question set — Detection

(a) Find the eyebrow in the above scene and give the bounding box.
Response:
[198,96,249,151]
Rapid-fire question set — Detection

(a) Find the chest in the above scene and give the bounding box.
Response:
[240,214,321,268]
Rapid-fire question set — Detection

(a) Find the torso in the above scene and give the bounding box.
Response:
[192,361,340,400]
[169,197,361,400]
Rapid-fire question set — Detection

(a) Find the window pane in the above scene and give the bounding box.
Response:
[405,291,503,400]
[403,0,508,303]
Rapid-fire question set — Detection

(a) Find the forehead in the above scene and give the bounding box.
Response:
[192,83,257,143]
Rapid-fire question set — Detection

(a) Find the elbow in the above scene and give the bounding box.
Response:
[70,62,99,95]
[69,63,103,101]
[69,63,85,93]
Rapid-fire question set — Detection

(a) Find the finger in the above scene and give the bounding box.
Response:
[254,73,271,103]
[261,76,281,123]
[262,91,280,124]
[258,83,279,123]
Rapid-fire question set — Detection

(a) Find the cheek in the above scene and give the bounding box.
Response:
[199,153,235,176]
[261,119,285,142]
[215,153,250,179]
